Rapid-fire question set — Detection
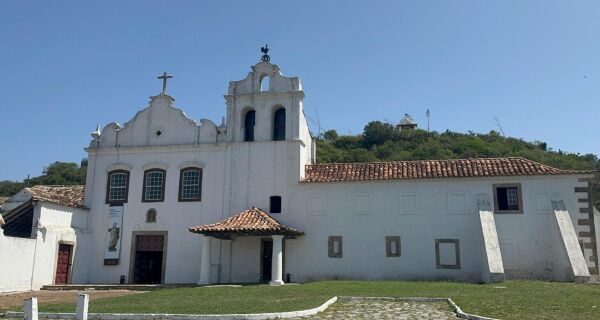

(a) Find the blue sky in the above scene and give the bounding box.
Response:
[0,1,599,181]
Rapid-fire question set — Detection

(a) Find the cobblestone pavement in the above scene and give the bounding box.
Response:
[296,298,458,320]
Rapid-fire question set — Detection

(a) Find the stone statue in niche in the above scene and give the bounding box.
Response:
[107,223,120,251]
[146,209,157,223]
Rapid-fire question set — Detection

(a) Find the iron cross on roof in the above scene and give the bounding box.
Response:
[157,72,173,95]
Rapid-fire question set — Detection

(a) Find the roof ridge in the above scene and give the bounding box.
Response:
[30,184,84,188]
[302,157,595,183]
[305,156,530,166]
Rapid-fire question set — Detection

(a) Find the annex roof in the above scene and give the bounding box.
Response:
[302,157,595,183]
[189,207,303,237]
[26,185,85,208]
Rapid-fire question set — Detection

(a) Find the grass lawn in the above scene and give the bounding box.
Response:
[24,280,600,320]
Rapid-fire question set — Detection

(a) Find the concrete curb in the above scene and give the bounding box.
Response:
[447,298,497,320]
[338,296,498,320]
[3,296,338,320]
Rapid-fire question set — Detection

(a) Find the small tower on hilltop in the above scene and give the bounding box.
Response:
[397,113,417,131]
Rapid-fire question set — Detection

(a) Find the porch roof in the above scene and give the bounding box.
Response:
[188,207,304,237]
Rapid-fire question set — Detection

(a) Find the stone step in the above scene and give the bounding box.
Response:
[41,283,198,291]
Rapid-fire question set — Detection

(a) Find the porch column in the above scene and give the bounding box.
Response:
[198,235,213,285]
[270,235,284,286]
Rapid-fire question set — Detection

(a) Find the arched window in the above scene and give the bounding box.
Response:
[260,75,270,92]
[106,170,129,205]
[273,108,286,141]
[178,167,202,201]
[142,169,166,202]
[244,110,255,142]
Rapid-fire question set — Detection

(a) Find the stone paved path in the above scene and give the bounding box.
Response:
[296,298,457,320]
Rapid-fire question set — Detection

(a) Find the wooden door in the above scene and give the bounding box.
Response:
[133,235,164,284]
[261,240,273,282]
[54,244,72,284]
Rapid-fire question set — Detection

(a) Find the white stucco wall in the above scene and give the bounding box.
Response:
[278,175,590,282]
[0,235,36,292]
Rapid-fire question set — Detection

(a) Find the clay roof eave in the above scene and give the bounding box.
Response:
[188,228,304,237]
[188,207,304,238]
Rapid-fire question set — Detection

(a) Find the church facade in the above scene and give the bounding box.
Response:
[0,53,598,290]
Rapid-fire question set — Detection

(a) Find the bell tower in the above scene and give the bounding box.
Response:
[223,47,310,147]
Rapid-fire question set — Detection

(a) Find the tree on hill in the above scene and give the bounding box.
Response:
[316,121,600,206]
[0,161,86,197]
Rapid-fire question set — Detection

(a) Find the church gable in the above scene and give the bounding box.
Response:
[96,95,219,148]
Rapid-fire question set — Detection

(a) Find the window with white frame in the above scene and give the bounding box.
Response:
[106,170,129,204]
[179,167,202,201]
[143,169,166,202]
[493,183,523,213]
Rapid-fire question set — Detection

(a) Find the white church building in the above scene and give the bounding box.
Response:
[1,51,598,291]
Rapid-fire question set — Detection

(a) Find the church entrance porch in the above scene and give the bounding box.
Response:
[189,207,302,286]
[129,232,168,284]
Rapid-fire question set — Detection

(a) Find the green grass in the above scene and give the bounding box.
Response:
[25,281,600,320]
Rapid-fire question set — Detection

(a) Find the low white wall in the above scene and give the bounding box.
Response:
[0,234,36,292]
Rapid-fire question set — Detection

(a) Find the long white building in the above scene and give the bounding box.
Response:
[0,53,598,291]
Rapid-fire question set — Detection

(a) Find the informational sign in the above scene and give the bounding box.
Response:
[104,206,124,265]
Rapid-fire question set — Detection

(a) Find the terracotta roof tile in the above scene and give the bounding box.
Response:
[302,157,595,183]
[26,185,85,208]
[189,207,303,236]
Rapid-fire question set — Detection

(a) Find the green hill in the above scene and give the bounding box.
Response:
[317,121,599,207]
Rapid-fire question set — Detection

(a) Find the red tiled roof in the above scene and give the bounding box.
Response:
[302,157,595,183]
[26,185,86,208]
[189,207,303,236]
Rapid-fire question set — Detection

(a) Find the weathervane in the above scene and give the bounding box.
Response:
[261,44,270,62]
[157,72,173,95]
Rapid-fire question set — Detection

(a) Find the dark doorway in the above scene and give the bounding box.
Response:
[133,234,164,284]
[261,239,273,283]
[54,244,72,284]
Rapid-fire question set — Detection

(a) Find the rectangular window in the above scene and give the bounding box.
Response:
[270,196,282,213]
[493,183,523,213]
[143,169,166,202]
[328,236,343,258]
[179,168,202,201]
[386,236,401,257]
[106,170,129,204]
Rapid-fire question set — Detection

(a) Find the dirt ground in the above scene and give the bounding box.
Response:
[0,290,141,311]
